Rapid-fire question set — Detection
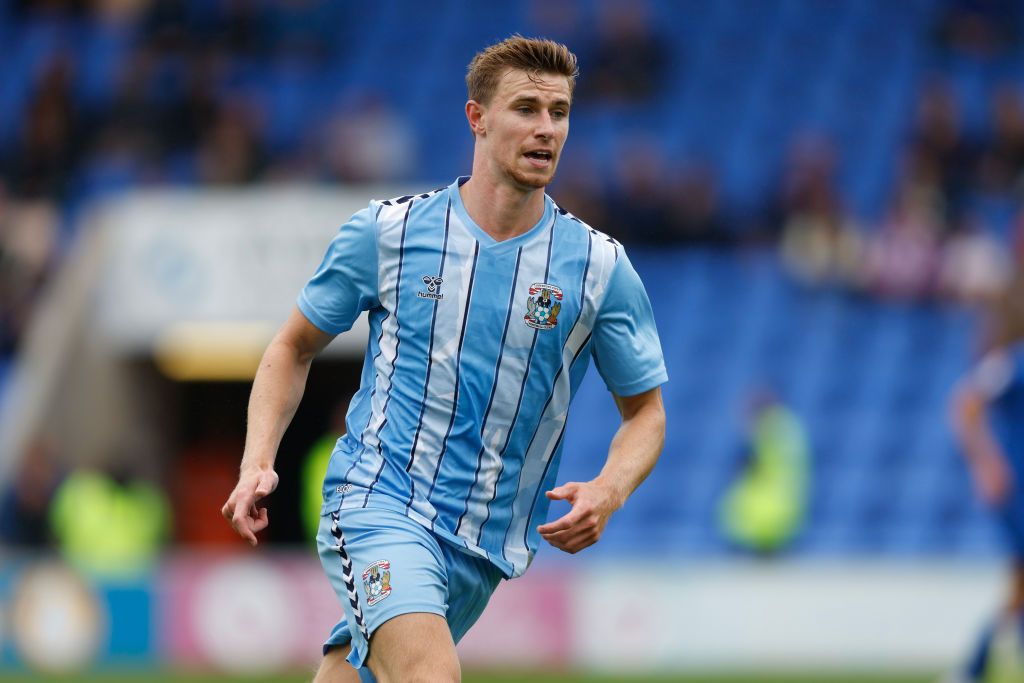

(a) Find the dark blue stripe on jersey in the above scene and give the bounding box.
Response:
[405,198,452,514]
[340,309,390,506]
[478,221,557,548]
[426,240,482,520]
[501,231,595,558]
[454,246,524,535]
[522,331,594,548]
[375,204,384,220]
[362,200,414,507]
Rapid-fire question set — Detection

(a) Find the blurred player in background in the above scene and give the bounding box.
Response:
[949,268,1024,682]
[222,36,667,682]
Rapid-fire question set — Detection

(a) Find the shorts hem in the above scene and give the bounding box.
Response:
[324,605,448,669]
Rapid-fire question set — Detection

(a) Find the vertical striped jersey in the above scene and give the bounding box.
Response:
[298,177,667,578]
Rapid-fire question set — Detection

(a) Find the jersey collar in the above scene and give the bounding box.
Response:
[449,176,554,250]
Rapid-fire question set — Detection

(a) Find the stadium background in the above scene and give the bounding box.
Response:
[2,0,1023,680]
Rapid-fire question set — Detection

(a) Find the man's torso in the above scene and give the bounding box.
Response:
[319,179,624,577]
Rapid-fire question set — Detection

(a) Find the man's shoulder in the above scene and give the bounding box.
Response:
[368,186,451,233]
[374,185,449,209]
[551,201,622,260]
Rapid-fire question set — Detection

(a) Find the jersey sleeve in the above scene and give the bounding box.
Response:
[297,204,380,335]
[591,251,668,396]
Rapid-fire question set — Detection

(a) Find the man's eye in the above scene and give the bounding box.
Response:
[517,107,532,114]
[552,110,567,119]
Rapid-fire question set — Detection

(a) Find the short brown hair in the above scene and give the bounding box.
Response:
[466,35,579,105]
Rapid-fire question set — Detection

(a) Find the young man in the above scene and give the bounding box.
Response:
[949,274,1024,682]
[222,36,667,682]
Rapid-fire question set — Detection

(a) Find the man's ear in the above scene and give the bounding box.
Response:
[466,99,486,137]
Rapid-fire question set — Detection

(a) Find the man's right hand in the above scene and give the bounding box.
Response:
[222,466,280,546]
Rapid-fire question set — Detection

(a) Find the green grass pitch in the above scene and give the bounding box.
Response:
[0,671,936,683]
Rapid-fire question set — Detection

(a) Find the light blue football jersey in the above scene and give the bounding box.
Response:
[299,177,667,578]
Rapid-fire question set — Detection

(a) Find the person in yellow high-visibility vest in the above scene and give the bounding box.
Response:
[719,389,809,553]
[49,467,169,579]
[301,399,352,543]
[302,434,339,542]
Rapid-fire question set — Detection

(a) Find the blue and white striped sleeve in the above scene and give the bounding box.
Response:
[297,203,380,335]
[591,251,668,396]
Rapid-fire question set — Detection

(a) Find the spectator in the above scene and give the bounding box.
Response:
[908,80,978,225]
[263,0,348,64]
[935,0,1019,61]
[319,93,416,183]
[50,463,170,578]
[604,138,671,244]
[719,387,810,554]
[0,435,61,547]
[976,85,1024,195]
[196,100,267,185]
[300,398,351,542]
[85,46,164,178]
[862,173,944,301]
[940,215,1012,304]
[162,48,227,156]
[583,0,669,103]
[526,0,587,50]
[0,189,59,358]
[550,152,610,230]
[662,161,733,246]
[4,54,82,201]
[776,135,863,288]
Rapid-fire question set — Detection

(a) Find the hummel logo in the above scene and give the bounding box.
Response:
[418,275,444,300]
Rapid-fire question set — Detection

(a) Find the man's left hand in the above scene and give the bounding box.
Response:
[537,481,622,554]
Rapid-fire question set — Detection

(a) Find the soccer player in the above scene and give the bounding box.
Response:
[949,277,1024,682]
[222,36,667,683]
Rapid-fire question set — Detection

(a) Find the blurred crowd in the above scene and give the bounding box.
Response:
[4,0,1024,554]
[776,81,1024,306]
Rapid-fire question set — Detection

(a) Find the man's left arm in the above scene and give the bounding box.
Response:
[538,386,666,554]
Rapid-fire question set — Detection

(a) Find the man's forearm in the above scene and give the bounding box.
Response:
[592,398,666,508]
[954,388,1005,467]
[240,338,316,470]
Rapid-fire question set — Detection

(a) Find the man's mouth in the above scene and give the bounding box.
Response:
[523,150,553,167]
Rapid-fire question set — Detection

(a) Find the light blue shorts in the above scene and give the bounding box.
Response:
[316,506,504,678]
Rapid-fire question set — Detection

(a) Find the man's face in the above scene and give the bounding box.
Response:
[476,68,571,190]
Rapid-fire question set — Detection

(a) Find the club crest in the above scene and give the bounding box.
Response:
[524,283,563,330]
[362,560,392,606]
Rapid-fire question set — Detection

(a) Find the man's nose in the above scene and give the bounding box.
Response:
[535,112,555,138]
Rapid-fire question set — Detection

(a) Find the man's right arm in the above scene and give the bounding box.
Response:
[222,307,336,545]
[950,354,1013,506]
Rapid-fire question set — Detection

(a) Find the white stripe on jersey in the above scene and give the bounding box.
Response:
[358,200,413,484]
[405,207,482,519]
[501,227,620,573]
[455,224,556,541]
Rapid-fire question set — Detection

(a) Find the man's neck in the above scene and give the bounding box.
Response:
[459,173,546,242]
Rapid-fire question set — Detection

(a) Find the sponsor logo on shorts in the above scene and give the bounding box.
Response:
[524,283,563,330]
[362,559,392,606]
[336,483,353,495]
